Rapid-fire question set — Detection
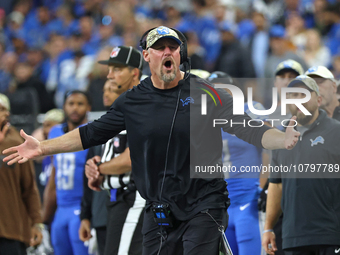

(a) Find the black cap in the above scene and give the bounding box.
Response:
[98,46,143,69]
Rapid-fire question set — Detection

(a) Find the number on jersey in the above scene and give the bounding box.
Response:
[56,153,76,190]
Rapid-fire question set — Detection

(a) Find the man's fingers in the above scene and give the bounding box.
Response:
[93,155,101,163]
[18,157,28,164]
[20,129,29,140]
[3,152,19,162]
[2,146,18,155]
[8,155,24,165]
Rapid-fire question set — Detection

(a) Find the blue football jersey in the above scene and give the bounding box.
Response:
[49,124,89,207]
[222,102,267,204]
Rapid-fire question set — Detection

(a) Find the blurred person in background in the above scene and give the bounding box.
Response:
[0,93,43,254]
[26,46,46,81]
[87,46,112,111]
[285,11,307,52]
[24,6,61,48]
[264,25,307,107]
[0,42,15,93]
[32,109,65,199]
[248,10,269,78]
[270,59,304,130]
[305,65,340,120]
[55,4,80,37]
[252,0,285,25]
[332,55,340,80]
[55,31,96,108]
[11,61,53,113]
[298,29,331,68]
[323,3,340,56]
[79,15,100,55]
[182,30,205,70]
[214,21,255,78]
[265,25,307,79]
[42,91,91,255]
[42,34,67,103]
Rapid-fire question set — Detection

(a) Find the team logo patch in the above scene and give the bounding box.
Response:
[110,47,120,58]
[180,97,194,106]
[283,61,293,68]
[157,26,170,35]
[310,136,324,147]
[307,66,318,73]
[113,137,120,148]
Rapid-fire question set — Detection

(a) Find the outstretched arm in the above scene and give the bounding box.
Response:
[3,128,83,165]
[262,117,300,150]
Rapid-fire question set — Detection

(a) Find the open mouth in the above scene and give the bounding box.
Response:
[163,60,172,70]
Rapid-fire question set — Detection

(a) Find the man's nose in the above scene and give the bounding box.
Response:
[107,70,115,80]
[164,46,172,55]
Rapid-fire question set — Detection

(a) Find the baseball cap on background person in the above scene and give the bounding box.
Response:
[275,59,304,76]
[98,46,143,69]
[190,69,211,79]
[305,66,338,85]
[44,109,64,123]
[0,93,10,111]
[145,26,182,49]
[208,71,234,85]
[269,25,285,38]
[287,75,320,96]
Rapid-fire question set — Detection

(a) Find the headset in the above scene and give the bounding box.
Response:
[139,27,190,69]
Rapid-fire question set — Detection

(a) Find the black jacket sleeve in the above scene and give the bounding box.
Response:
[216,88,271,148]
[79,93,126,149]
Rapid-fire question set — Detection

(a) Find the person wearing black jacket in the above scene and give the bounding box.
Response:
[262,76,340,255]
[3,26,300,255]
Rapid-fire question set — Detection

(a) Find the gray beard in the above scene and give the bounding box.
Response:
[160,68,177,83]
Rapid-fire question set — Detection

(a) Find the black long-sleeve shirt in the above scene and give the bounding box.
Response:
[79,74,271,221]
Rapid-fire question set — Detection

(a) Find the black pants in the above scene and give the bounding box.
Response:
[284,245,340,255]
[142,208,228,255]
[104,190,145,255]
[96,226,107,255]
[0,238,27,255]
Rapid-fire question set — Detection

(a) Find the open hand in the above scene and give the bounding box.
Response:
[2,129,42,165]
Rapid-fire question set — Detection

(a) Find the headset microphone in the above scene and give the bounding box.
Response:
[118,85,122,89]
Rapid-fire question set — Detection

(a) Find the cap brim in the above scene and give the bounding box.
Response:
[276,68,300,76]
[98,60,110,65]
[306,72,337,84]
[288,80,307,88]
[97,59,128,66]
[148,36,182,49]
